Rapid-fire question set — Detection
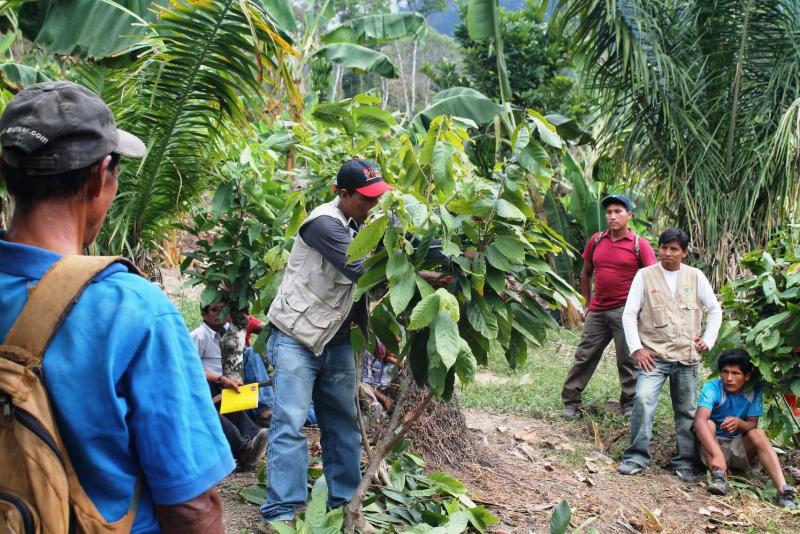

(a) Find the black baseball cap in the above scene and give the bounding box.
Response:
[336,158,391,198]
[601,194,633,211]
[0,81,146,175]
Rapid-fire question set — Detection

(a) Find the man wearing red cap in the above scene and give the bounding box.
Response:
[261,158,392,525]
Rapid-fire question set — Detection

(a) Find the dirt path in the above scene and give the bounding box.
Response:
[219,408,798,533]
[449,409,798,533]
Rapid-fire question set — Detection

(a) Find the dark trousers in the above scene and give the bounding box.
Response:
[561,306,638,409]
[211,384,260,455]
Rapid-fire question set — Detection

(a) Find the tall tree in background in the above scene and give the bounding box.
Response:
[558,0,800,284]
[430,0,588,118]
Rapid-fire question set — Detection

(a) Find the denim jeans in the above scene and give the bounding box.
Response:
[623,360,698,471]
[243,347,273,410]
[260,329,361,521]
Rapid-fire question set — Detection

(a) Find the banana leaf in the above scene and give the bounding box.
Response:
[257,0,297,35]
[321,13,425,45]
[315,43,398,78]
[18,0,167,59]
[412,87,501,131]
[466,0,496,41]
[0,62,49,92]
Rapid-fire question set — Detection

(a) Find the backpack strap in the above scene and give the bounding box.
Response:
[589,231,606,264]
[4,255,139,365]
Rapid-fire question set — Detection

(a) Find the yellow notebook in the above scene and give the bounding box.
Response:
[220,383,259,414]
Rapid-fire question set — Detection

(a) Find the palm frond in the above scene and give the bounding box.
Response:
[97,0,300,258]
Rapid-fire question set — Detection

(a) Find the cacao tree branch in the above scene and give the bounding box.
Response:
[344,369,432,533]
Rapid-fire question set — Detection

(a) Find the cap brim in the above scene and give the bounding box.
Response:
[601,196,631,210]
[355,181,392,198]
[115,129,146,158]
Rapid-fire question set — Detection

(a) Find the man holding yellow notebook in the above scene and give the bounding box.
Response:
[191,302,267,470]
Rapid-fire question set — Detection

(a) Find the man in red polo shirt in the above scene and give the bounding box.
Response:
[561,195,657,418]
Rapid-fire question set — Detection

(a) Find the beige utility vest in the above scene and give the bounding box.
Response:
[268,198,358,356]
[638,264,704,365]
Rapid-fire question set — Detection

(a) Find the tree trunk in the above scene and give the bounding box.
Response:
[220,310,248,381]
[410,37,418,114]
[395,41,411,119]
[343,370,433,533]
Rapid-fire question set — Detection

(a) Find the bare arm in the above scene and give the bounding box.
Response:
[579,260,593,311]
[155,488,224,534]
[694,407,718,451]
[721,415,758,435]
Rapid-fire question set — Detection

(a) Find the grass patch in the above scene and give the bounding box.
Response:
[461,327,680,461]
[174,288,203,331]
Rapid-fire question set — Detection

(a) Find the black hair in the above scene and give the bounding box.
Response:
[2,153,120,207]
[658,228,690,250]
[717,348,754,374]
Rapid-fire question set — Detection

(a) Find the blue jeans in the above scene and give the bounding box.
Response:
[260,329,361,521]
[243,347,273,410]
[623,360,698,471]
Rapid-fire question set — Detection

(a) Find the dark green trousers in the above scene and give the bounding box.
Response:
[560,306,638,410]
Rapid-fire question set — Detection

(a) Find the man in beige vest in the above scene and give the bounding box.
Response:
[617,228,722,482]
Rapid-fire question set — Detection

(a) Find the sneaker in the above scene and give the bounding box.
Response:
[674,469,696,483]
[561,405,579,419]
[622,406,633,418]
[707,469,729,495]
[777,485,797,510]
[617,462,644,475]
[237,428,268,471]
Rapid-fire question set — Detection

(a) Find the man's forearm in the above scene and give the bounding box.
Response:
[155,488,224,534]
[579,273,592,305]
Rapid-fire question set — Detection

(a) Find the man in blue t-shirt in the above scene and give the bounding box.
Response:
[0,81,235,531]
[695,348,796,509]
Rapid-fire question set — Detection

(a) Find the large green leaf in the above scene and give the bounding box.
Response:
[466,0,496,41]
[347,215,390,262]
[257,0,297,35]
[321,13,425,45]
[19,0,165,59]
[0,63,49,91]
[429,311,461,369]
[412,87,502,130]
[409,293,440,330]
[315,43,398,78]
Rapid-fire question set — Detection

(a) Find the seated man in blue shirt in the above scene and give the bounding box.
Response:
[695,348,796,509]
[0,81,234,532]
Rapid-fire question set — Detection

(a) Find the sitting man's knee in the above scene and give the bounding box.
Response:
[744,427,768,444]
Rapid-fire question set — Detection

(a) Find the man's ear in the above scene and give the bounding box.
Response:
[744,372,752,382]
[84,155,112,199]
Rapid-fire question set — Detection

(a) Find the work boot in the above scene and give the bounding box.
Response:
[673,469,695,483]
[707,469,729,496]
[777,485,797,510]
[237,428,268,471]
[561,405,579,419]
[617,462,644,475]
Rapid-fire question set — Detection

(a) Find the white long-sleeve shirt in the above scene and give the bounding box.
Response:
[622,264,722,354]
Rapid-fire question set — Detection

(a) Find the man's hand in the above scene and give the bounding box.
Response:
[634,348,657,372]
[219,376,242,392]
[719,416,743,434]
[694,336,709,353]
[419,270,452,288]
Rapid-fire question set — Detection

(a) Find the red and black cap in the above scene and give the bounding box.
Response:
[336,158,391,198]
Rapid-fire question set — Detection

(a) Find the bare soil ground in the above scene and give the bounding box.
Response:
[219,408,799,533]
